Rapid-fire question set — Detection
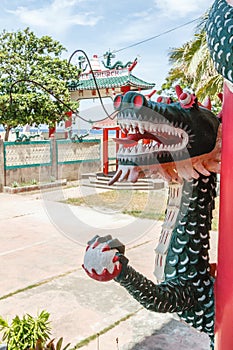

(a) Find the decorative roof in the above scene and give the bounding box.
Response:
[68,68,155,91]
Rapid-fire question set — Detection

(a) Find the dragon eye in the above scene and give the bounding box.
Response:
[113,95,123,110]
[132,94,144,109]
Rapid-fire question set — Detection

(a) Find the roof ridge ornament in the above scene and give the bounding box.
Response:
[102,50,135,70]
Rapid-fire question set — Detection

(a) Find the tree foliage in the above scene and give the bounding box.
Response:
[160,17,223,109]
[0,28,80,140]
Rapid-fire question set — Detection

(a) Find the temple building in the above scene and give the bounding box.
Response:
[68,51,156,175]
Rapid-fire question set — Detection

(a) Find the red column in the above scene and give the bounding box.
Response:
[215,82,233,349]
[65,111,72,139]
[121,86,130,94]
[49,126,56,137]
[115,129,119,170]
[103,128,109,175]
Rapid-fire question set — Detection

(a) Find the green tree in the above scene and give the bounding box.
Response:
[160,17,223,108]
[0,28,79,140]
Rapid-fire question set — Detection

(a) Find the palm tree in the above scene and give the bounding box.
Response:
[160,16,223,108]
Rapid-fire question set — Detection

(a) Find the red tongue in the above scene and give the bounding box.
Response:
[113,131,161,148]
[112,138,138,147]
[112,133,143,147]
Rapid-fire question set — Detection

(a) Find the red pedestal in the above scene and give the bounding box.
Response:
[215,82,233,349]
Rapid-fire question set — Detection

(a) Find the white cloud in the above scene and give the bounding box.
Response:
[106,0,212,51]
[98,0,212,88]
[105,11,158,48]
[7,0,102,35]
[154,0,213,18]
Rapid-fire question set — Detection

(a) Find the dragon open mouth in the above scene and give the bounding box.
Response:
[108,91,221,184]
[114,119,189,162]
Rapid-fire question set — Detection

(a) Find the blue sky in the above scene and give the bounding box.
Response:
[0,0,214,88]
[0,0,215,127]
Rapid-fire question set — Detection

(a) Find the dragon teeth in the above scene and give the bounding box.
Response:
[139,126,144,134]
[116,120,190,157]
[137,144,143,152]
[119,145,124,152]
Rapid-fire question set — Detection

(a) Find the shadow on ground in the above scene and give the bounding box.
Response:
[128,319,210,350]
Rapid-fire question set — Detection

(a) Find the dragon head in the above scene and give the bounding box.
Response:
[110,90,221,184]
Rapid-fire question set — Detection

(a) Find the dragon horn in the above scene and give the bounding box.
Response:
[175,85,183,98]
[202,96,212,110]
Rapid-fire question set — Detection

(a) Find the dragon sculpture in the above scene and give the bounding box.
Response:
[102,50,135,70]
[83,87,221,349]
[82,0,233,348]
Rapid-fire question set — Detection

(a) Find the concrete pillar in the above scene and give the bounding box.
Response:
[50,136,58,180]
[0,140,5,191]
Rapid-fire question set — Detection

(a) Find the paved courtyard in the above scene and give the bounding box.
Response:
[0,184,218,349]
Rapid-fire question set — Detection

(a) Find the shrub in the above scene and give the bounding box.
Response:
[0,310,51,350]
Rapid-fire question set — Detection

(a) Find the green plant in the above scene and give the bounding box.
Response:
[0,310,51,350]
[30,179,38,185]
[11,181,19,188]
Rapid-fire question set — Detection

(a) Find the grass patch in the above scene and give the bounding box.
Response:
[64,189,219,231]
[64,189,167,220]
